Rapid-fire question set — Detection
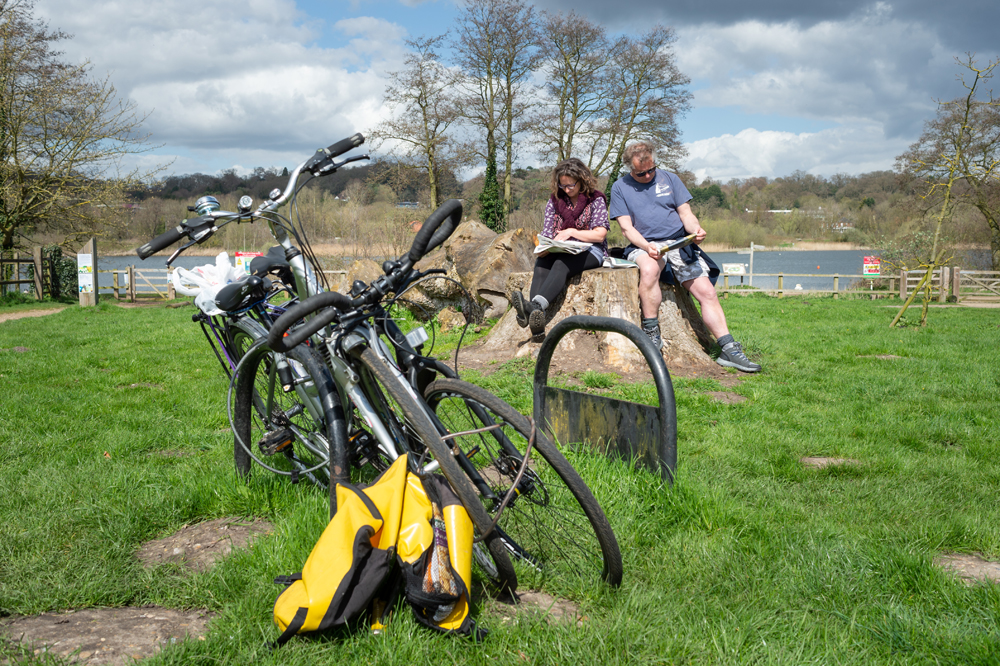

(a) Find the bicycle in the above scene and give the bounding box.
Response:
[139,136,621,592]
[264,206,623,589]
[137,135,369,485]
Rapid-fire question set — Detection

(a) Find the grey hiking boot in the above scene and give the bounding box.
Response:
[717,341,761,373]
[643,323,663,350]
[528,307,547,337]
[511,291,532,328]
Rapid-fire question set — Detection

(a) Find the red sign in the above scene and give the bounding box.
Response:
[863,256,881,276]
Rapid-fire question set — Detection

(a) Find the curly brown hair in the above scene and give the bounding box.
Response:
[550,158,599,197]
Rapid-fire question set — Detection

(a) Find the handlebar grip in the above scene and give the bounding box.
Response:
[324,133,365,159]
[407,199,463,265]
[136,225,186,260]
[267,291,356,353]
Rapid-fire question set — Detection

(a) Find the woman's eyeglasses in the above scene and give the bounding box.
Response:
[558,182,579,190]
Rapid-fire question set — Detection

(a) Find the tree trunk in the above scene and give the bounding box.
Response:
[473,267,718,374]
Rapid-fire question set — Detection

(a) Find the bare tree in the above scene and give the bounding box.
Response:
[0,0,159,252]
[533,11,612,165]
[891,55,999,326]
[453,0,541,226]
[898,54,1000,272]
[590,26,692,181]
[369,35,462,210]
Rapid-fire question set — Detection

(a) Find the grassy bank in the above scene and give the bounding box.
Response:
[1,297,998,664]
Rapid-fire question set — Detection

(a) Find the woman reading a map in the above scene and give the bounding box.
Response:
[511,158,609,337]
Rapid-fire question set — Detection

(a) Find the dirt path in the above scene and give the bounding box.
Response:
[0,307,65,324]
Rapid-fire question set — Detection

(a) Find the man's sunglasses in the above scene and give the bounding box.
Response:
[632,166,656,178]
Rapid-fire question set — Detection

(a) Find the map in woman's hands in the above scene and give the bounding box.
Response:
[534,237,592,255]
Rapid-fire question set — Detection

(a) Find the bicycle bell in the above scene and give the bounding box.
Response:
[193,195,221,216]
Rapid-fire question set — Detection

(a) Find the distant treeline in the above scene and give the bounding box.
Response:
[140,159,463,206]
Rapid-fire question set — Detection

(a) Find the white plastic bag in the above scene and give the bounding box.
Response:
[171,252,247,316]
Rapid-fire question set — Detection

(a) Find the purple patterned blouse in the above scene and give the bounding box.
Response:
[540,194,610,260]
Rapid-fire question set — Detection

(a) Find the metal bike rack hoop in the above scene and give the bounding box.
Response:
[532,315,678,484]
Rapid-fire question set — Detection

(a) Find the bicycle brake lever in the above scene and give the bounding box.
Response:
[166,238,198,266]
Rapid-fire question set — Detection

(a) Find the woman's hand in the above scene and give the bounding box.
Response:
[554,229,577,242]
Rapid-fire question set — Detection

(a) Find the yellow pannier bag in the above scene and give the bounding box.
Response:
[273,454,485,644]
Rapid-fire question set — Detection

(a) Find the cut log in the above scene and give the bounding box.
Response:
[474,267,717,374]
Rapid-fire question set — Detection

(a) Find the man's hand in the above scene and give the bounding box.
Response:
[693,227,707,244]
[647,243,661,259]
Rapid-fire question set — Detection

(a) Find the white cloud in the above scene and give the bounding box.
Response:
[684,125,911,182]
[33,0,407,174]
[676,13,956,137]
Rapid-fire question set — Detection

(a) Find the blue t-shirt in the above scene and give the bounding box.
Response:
[608,170,692,243]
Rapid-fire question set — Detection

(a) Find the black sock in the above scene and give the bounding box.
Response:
[642,316,658,330]
[716,334,735,348]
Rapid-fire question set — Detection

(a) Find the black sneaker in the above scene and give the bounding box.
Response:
[528,307,547,337]
[717,342,761,373]
[511,291,532,328]
[643,323,663,350]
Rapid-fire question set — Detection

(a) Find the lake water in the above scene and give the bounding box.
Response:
[709,249,874,291]
[94,248,878,292]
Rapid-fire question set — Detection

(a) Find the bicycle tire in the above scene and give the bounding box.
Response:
[423,378,623,590]
[228,316,267,366]
[232,339,339,486]
[356,346,518,593]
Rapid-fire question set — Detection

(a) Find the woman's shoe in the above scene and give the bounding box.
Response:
[511,291,532,328]
[528,307,547,337]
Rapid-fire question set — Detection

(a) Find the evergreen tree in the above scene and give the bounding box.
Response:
[479,147,505,233]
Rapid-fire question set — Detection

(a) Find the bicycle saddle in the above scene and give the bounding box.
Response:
[250,246,294,285]
[215,275,272,312]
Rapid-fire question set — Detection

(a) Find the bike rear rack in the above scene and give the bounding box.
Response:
[532,315,678,484]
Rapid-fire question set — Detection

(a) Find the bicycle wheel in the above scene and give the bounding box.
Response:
[228,316,267,366]
[423,378,623,590]
[355,346,518,593]
[232,339,339,487]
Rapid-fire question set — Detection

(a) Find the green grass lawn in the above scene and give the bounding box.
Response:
[1,297,998,664]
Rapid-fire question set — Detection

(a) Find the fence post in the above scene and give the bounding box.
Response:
[127,265,136,302]
[778,273,783,297]
[167,267,175,300]
[952,267,961,302]
[32,247,43,300]
[78,238,98,307]
[939,267,949,303]
[833,274,839,299]
[900,269,908,300]
[723,274,729,299]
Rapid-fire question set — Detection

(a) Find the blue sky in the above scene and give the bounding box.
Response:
[34,0,1000,183]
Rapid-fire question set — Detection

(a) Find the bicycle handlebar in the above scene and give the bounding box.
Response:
[136,225,186,260]
[407,199,462,265]
[135,134,368,260]
[266,199,464,353]
[304,133,365,171]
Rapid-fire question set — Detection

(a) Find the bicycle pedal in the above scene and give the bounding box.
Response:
[258,428,294,455]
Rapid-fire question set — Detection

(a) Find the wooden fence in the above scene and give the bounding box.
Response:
[98,266,175,302]
[717,267,1000,303]
[718,272,884,299]
[0,249,58,300]
[899,268,1000,303]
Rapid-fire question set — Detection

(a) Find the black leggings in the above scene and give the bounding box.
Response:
[529,252,603,304]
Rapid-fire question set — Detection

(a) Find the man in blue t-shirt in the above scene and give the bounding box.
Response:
[609,141,760,372]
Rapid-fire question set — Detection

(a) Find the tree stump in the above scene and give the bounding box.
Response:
[470,267,719,375]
